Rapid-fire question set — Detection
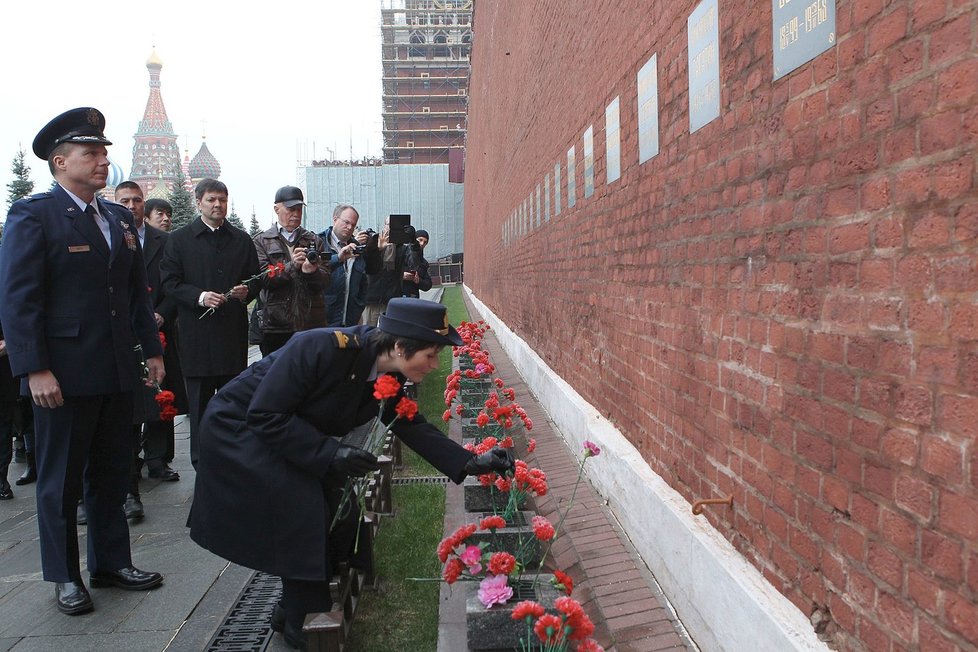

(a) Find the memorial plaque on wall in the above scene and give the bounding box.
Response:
[687,0,720,133]
[583,126,595,198]
[567,146,577,208]
[554,161,562,215]
[638,54,659,163]
[544,173,551,221]
[772,0,835,80]
[606,97,621,183]
[536,183,542,227]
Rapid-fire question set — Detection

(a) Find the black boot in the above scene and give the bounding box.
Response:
[0,479,11,500]
[16,451,36,486]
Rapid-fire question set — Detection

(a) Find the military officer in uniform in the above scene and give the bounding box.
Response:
[190,298,513,649]
[0,108,166,615]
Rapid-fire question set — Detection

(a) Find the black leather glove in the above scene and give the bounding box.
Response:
[330,446,381,477]
[464,447,515,476]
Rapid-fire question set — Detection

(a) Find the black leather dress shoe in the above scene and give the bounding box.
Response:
[0,482,12,500]
[56,581,93,615]
[147,466,179,481]
[270,602,285,632]
[15,466,36,486]
[124,494,144,520]
[90,566,163,590]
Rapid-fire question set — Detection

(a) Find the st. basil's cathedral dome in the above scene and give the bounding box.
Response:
[189,137,221,181]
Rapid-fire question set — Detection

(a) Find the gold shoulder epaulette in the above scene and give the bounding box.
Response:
[333,331,361,349]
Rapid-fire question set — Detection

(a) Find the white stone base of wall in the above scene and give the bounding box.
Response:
[464,286,828,652]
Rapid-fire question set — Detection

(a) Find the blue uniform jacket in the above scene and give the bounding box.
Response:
[0,185,162,395]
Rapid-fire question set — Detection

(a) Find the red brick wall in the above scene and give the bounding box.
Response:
[463,1,978,650]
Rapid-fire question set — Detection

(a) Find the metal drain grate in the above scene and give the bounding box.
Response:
[391,475,449,485]
[204,571,281,652]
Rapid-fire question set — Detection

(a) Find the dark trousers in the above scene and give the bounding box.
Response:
[35,392,133,582]
[129,424,143,496]
[259,332,294,357]
[280,578,333,630]
[143,419,175,468]
[185,375,234,469]
[280,489,334,629]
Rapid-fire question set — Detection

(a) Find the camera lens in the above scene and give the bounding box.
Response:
[306,249,320,263]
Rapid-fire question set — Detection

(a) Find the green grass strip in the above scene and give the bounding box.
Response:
[346,286,470,650]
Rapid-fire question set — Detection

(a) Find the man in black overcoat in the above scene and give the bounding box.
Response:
[115,183,186,503]
[0,108,166,615]
[160,178,259,468]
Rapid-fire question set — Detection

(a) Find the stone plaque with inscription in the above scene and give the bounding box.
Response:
[772,0,835,81]
[638,54,660,163]
[606,97,621,183]
[687,0,720,133]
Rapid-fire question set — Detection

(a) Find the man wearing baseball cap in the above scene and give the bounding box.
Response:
[0,107,166,615]
[252,186,329,355]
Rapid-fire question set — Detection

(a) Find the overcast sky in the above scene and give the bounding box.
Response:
[0,1,383,229]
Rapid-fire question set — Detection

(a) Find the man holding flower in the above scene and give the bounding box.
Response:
[160,178,259,469]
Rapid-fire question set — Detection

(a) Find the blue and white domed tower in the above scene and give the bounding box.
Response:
[106,158,126,188]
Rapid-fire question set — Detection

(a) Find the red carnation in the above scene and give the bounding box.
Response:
[532,515,555,541]
[487,551,516,576]
[476,412,490,428]
[373,374,401,400]
[552,569,574,596]
[534,614,564,645]
[154,390,177,421]
[511,600,545,622]
[394,396,418,421]
[442,557,465,584]
[479,515,507,531]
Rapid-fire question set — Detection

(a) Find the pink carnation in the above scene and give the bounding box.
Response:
[460,544,483,574]
[477,573,513,608]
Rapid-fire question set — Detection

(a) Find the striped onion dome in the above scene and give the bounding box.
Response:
[106,158,126,187]
[189,139,221,179]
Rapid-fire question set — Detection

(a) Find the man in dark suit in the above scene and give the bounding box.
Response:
[160,178,259,469]
[114,184,183,523]
[140,198,187,480]
[0,108,166,616]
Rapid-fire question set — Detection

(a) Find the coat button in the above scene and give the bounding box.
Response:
[108,286,114,293]
[111,310,117,316]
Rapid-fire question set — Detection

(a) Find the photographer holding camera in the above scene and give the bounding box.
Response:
[362,216,416,327]
[252,186,330,356]
[319,204,382,327]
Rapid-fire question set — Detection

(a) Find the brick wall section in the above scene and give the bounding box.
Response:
[463,1,978,650]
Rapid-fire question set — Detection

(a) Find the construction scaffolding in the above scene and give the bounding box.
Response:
[380,0,473,164]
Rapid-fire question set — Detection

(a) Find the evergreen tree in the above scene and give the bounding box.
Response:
[6,147,34,210]
[249,207,261,237]
[169,170,196,229]
[228,202,244,230]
